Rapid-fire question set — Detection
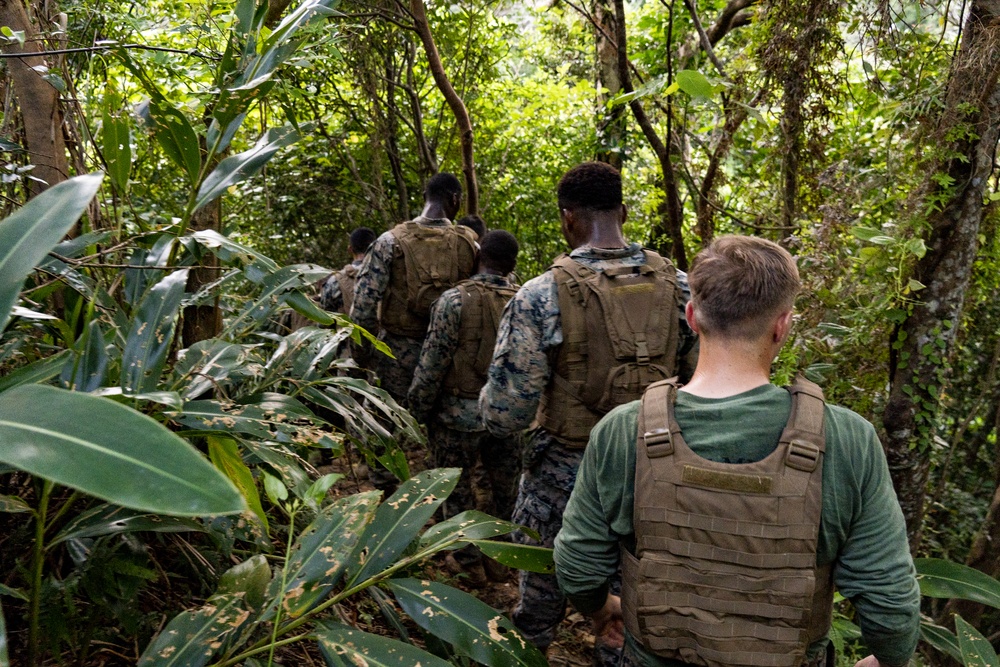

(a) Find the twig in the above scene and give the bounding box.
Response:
[0,43,219,60]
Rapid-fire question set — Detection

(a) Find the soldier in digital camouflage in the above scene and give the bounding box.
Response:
[408,230,522,581]
[479,162,697,666]
[320,226,376,315]
[350,173,478,488]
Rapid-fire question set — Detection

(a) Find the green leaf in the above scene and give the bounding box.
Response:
[121,269,189,394]
[284,289,335,326]
[217,555,271,611]
[419,510,519,548]
[675,69,715,99]
[315,621,451,667]
[916,558,1000,608]
[0,584,26,602]
[207,435,268,532]
[262,491,380,620]
[265,327,350,384]
[869,235,895,245]
[471,541,554,574]
[262,471,288,505]
[0,350,71,393]
[0,384,246,516]
[50,504,206,546]
[172,393,334,447]
[221,264,330,336]
[61,319,110,392]
[0,173,103,333]
[388,579,547,667]
[907,278,926,292]
[147,101,201,185]
[920,619,962,661]
[0,495,30,513]
[172,339,249,400]
[344,469,459,587]
[138,593,248,666]
[304,472,343,509]
[851,226,883,241]
[103,89,131,192]
[187,229,279,272]
[195,125,302,211]
[955,615,999,667]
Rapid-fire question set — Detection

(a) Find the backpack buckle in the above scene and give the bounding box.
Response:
[644,428,674,458]
[635,340,650,365]
[785,440,820,472]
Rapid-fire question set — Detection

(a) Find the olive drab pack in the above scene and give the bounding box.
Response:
[442,279,519,399]
[380,220,478,337]
[621,377,834,667]
[336,262,360,315]
[535,250,680,447]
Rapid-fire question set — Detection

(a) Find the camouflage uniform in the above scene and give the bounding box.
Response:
[319,258,363,314]
[480,243,696,663]
[408,273,521,524]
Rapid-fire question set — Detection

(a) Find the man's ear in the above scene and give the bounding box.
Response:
[773,310,794,343]
[685,301,700,335]
[621,203,628,225]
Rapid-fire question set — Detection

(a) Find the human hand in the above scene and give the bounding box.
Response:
[854,655,888,667]
[590,594,624,649]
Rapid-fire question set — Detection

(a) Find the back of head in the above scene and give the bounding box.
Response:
[557,162,623,213]
[457,214,486,240]
[479,230,519,276]
[349,227,376,255]
[689,235,800,341]
[424,172,463,203]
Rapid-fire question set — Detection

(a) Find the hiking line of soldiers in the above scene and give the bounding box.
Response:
[314,163,920,667]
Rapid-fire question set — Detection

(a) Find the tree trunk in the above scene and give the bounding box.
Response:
[0,0,68,198]
[613,0,687,270]
[183,147,222,346]
[593,0,625,170]
[409,0,478,216]
[883,0,1000,551]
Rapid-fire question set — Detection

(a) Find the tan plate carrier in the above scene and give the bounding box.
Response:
[443,279,519,399]
[621,377,834,667]
[336,262,360,315]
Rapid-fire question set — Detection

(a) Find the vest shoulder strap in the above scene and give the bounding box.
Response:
[779,375,827,472]
[638,377,683,459]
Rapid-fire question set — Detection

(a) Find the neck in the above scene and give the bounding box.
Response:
[352,253,365,262]
[577,219,628,249]
[420,201,451,220]
[478,266,504,276]
[680,336,775,398]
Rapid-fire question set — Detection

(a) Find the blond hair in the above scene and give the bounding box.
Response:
[688,235,800,340]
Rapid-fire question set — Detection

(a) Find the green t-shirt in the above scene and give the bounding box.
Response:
[553,384,920,667]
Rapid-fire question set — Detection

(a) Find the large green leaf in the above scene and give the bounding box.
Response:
[102,89,131,192]
[472,541,555,574]
[138,593,248,667]
[121,269,189,394]
[50,504,206,546]
[920,619,962,662]
[0,384,245,516]
[916,558,1000,608]
[263,327,349,385]
[217,555,271,611]
[195,125,301,211]
[419,510,519,548]
[315,621,451,667]
[0,173,103,333]
[955,615,999,667]
[388,579,547,667]
[187,229,278,272]
[207,435,268,532]
[60,319,110,392]
[147,101,201,185]
[221,264,330,336]
[0,349,71,393]
[172,393,337,448]
[262,491,379,621]
[344,469,459,587]
[0,495,30,513]
[172,339,249,400]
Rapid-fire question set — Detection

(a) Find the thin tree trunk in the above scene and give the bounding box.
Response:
[409,0,478,215]
[183,147,222,346]
[613,0,687,269]
[883,0,1000,551]
[593,0,625,169]
[0,0,68,198]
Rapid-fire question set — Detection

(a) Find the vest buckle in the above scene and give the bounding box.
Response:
[635,340,650,365]
[785,440,820,472]
[644,428,674,457]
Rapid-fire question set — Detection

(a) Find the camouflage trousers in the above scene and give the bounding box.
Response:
[427,422,520,522]
[367,332,425,494]
[511,428,621,667]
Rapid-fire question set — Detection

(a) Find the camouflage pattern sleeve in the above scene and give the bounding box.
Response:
[480,274,560,438]
[407,289,463,423]
[674,269,699,383]
[349,232,395,363]
[320,274,343,313]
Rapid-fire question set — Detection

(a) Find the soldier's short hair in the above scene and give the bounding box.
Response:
[457,215,486,240]
[349,227,376,254]
[557,162,622,212]
[480,230,519,276]
[689,235,800,341]
[424,172,463,202]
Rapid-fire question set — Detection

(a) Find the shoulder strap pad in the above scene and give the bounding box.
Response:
[779,375,826,471]
[638,377,683,459]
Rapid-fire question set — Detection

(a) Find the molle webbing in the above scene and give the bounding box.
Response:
[380,221,477,337]
[442,279,518,398]
[535,251,680,447]
[337,263,360,315]
[622,377,832,667]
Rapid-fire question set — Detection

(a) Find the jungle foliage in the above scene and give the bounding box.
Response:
[0,0,999,663]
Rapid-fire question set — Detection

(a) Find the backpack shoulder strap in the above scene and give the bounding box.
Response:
[778,375,826,472]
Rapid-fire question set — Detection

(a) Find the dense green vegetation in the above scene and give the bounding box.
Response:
[0,0,1000,664]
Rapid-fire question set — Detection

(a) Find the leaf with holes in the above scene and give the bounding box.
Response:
[471,541,554,574]
[956,615,999,667]
[121,269,188,394]
[138,593,248,666]
[315,621,451,667]
[50,504,205,546]
[388,578,547,667]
